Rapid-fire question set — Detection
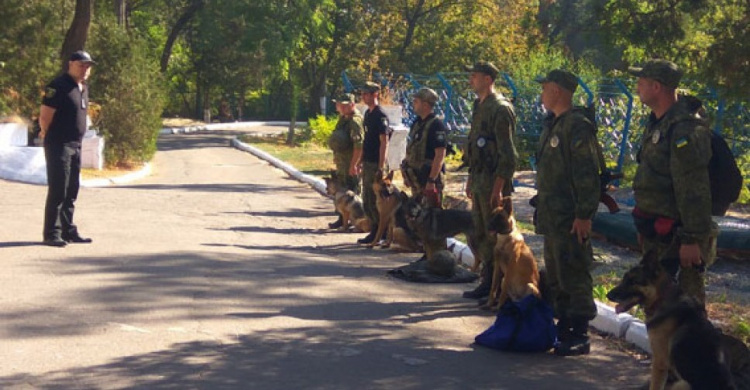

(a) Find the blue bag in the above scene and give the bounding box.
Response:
[474,294,557,352]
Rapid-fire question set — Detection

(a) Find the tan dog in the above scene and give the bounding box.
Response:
[484,196,541,311]
[324,176,371,233]
[368,170,403,248]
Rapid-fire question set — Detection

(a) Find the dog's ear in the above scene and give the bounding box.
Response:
[640,250,666,278]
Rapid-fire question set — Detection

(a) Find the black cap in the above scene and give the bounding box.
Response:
[464,61,499,80]
[628,59,682,89]
[69,50,95,64]
[535,69,579,93]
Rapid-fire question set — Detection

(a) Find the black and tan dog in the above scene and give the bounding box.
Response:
[368,170,403,248]
[484,196,541,311]
[403,195,478,264]
[324,176,371,233]
[607,251,736,390]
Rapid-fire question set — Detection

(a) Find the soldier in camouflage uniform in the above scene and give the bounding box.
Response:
[629,59,717,306]
[327,92,364,228]
[402,87,448,207]
[461,61,518,300]
[535,70,601,356]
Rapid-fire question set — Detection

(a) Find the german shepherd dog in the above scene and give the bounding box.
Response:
[368,170,403,248]
[606,251,736,390]
[403,195,478,264]
[324,176,371,233]
[484,196,541,311]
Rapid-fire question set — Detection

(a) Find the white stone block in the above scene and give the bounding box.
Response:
[0,123,28,147]
[81,136,105,170]
[387,125,408,171]
[625,320,651,353]
[447,238,476,268]
[591,302,634,338]
[380,105,404,127]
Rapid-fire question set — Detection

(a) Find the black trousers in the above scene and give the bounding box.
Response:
[43,142,81,240]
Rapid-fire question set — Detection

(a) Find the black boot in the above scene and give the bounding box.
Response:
[463,262,493,299]
[328,213,343,229]
[357,224,378,244]
[554,317,590,356]
[555,318,572,344]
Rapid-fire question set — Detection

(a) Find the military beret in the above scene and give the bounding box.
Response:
[535,69,579,93]
[464,61,500,80]
[628,59,683,89]
[411,87,439,106]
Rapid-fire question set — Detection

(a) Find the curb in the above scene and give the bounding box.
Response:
[80,163,152,188]
[230,135,653,353]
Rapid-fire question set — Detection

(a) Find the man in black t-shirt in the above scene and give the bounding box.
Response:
[357,81,391,244]
[39,50,96,247]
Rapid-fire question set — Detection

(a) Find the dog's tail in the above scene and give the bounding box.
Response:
[538,268,553,307]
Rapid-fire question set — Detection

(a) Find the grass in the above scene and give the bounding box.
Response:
[239,134,334,177]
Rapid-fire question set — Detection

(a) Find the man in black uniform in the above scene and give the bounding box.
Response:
[39,50,96,247]
[402,87,447,207]
[357,81,391,244]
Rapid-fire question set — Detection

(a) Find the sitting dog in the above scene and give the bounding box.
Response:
[403,195,478,264]
[324,176,370,233]
[368,170,403,248]
[484,196,541,311]
[606,251,736,390]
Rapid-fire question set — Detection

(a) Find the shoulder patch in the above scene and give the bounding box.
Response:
[675,137,689,148]
[45,87,57,98]
[381,117,389,128]
[435,131,446,143]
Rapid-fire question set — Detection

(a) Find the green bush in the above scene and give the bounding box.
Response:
[305,114,338,147]
[88,18,166,168]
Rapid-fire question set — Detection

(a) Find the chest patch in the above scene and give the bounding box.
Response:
[652,130,661,144]
[549,135,559,148]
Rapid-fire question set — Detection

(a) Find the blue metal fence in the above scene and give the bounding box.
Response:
[342,70,749,182]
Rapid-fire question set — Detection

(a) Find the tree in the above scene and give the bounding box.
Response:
[61,0,93,71]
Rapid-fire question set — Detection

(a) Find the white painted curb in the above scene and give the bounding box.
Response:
[161,121,307,135]
[625,320,651,353]
[591,301,634,338]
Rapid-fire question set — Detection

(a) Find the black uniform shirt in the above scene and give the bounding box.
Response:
[362,105,389,163]
[42,73,89,144]
[412,113,448,160]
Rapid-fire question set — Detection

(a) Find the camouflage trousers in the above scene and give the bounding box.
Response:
[640,222,718,307]
[334,163,360,195]
[361,161,379,225]
[469,187,497,273]
[543,232,597,321]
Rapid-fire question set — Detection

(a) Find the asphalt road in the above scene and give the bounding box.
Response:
[0,129,648,389]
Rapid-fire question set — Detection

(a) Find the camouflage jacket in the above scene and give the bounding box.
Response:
[466,93,518,194]
[535,107,601,234]
[633,96,712,243]
[328,111,364,163]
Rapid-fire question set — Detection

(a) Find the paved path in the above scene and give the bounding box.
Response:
[0,130,648,389]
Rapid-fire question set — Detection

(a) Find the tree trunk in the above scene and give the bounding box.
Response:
[114,0,127,26]
[286,62,298,146]
[161,0,205,72]
[60,0,93,72]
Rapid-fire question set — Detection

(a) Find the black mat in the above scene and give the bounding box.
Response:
[387,258,479,284]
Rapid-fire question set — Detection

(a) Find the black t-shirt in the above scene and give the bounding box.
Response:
[42,73,89,144]
[412,113,448,160]
[362,106,389,163]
